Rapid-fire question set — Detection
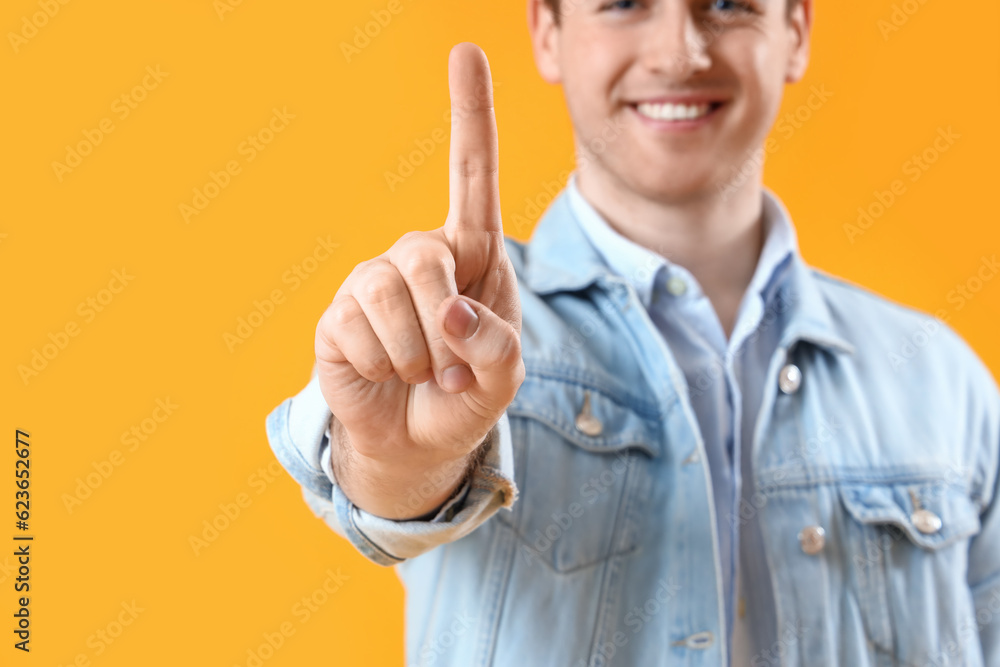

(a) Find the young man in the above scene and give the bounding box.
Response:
[266,1,1000,665]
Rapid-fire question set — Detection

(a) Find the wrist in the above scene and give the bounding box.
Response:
[330,418,486,520]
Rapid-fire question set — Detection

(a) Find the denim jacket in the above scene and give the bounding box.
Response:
[266,189,1000,667]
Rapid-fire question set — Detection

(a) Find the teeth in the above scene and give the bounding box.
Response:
[636,102,712,121]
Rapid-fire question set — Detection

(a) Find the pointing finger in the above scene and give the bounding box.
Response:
[445,42,502,238]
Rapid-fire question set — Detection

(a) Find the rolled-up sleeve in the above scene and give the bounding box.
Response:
[265,371,518,566]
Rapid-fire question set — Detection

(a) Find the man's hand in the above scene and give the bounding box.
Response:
[314,43,524,520]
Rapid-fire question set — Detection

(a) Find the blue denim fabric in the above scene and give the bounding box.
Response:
[266,186,1000,667]
[565,176,798,662]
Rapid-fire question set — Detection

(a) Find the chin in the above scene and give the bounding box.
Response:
[616,161,725,204]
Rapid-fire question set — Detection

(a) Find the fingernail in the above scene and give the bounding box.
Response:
[442,364,473,392]
[444,298,479,339]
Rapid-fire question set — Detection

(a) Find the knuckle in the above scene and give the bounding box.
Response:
[394,349,429,374]
[358,354,394,381]
[451,161,499,181]
[511,355,526,386]
[382,332,428,372]
[359,269,404,308]
[396,230,426,246]
[492,326,523,368]
[382,328,417,357]
[504,357,527,401]
[398,250,454,285]
[327,297,363,329]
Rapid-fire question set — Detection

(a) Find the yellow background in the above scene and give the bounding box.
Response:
[2,0,998,665]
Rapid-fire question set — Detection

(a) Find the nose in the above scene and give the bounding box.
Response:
[639,2,712,80]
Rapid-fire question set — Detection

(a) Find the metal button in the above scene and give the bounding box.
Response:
[912,509,942,535]
[778,363,802,394]
[908,488,942,535]
[666,276,688,296]
[672,630,714,650]
[575,391,603,437]
[798,525,826,555]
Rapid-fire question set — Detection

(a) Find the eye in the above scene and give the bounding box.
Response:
[602,0,640,11]
[709,0,755,12]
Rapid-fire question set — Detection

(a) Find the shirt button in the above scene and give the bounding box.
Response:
[666,276,688,296]
[912,509,943,534]
[778,363,802,394]
[798,525,826,555]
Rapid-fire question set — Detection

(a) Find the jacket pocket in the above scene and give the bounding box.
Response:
[839,478,983,666]
[500,373,661,574]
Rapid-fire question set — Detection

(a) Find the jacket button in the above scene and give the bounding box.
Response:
[671,630,714,650]
[798,525,826,555]
[778,364,802,394]
[912,509,943,534]
[575,391,603,437]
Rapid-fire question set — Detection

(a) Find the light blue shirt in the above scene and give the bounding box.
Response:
[566,176,796,662]
[267,180,1000,667]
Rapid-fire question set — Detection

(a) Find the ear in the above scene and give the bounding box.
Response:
[784,0,812,83]
[527,0,562,84]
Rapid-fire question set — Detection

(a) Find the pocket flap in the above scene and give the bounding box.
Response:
[839,481,981,550]
[509,373,662,458]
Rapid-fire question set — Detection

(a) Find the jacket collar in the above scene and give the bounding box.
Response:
[521,185,856,357]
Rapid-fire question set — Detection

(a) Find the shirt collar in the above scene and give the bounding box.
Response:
[566,174,795,314]
[521,175,855,356]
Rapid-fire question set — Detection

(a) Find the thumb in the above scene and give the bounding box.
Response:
[436,295,524,412]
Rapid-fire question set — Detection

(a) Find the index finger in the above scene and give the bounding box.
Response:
[446,43,501,235]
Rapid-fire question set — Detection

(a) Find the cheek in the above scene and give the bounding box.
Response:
[561,61,617,130]
[560,28,631,108]
[720,37,786,129]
